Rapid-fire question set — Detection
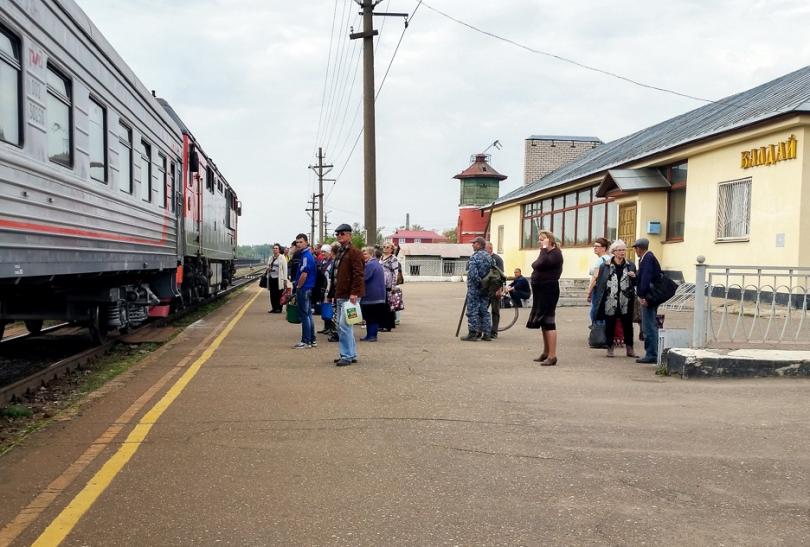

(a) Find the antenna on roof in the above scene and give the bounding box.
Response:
[481,139,502,154]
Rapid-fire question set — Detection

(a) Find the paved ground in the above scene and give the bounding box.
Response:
[1,283,808,546]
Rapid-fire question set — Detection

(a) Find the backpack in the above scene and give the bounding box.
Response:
[480,264,506,297]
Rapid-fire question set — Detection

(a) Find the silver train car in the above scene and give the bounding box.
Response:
[0,0,240,342]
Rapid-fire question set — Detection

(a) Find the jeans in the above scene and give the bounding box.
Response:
[640,302,659,360]
[297,288,315,344]
[336,299,357,360]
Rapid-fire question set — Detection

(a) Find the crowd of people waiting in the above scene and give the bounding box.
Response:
[463,231,662,368]
[264,224,404,367]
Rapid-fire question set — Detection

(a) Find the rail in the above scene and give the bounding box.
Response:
[692,256,810,348]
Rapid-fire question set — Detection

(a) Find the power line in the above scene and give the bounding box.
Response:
[418,1,714,104]
[331,1,424,192]
[319,2,355,148]
[314,0,340,154]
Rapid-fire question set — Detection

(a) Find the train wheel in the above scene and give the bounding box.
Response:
[24,319,44,334]
[88,306,108,345]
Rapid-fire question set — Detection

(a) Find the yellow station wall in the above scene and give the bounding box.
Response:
[492,119,810,283]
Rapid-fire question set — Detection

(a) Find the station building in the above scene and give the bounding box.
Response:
[490,65,810,282]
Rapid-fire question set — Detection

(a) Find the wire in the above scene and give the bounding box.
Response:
[331,1,424,192]
[418,1,714,104]
[313,0,340,154]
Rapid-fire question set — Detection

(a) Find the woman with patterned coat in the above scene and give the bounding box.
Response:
[595,239,637,358]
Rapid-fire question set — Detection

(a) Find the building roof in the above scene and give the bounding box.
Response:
[596,168,671,197]
[398,243,472,258]
[526,135,602,142]
[388,229,447,240]
[497,65,810,207]
[453,154,508,181]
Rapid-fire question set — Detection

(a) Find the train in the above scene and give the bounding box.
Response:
[0,0,241,343]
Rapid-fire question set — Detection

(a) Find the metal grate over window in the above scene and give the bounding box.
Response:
[716,177,751,240]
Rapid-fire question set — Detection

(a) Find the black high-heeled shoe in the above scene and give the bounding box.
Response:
[532,353,548,362]
[539,357,558,366]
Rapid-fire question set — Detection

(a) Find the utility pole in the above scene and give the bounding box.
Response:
[350,2,407,245]
[308,147,333,243]
[305,193,319,246]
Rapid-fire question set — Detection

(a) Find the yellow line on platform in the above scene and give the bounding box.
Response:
[32,287,262,547]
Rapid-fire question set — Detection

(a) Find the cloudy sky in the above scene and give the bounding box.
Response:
[75,0,810,245]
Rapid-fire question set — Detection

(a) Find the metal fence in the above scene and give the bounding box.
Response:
[403,258,468,278]
[692,257,810,348]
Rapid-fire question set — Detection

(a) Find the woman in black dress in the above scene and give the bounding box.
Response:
[527,230,563,366]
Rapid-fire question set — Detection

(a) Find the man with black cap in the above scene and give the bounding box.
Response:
[632,237,661,364]
[329,224,365,366]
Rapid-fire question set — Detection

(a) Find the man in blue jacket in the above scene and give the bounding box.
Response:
[293,233,317,349]
[632,238,661,363]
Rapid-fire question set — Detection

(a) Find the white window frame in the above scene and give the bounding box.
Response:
[716,177,752,242]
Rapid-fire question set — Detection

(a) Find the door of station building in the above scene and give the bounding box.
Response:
[618,202,637,246]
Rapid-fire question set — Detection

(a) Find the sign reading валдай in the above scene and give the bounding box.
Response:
[741,134,798,169]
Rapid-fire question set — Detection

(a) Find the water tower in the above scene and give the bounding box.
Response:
[452,153,507,243]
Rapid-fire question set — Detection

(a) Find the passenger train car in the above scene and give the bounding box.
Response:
[0,0,240,342]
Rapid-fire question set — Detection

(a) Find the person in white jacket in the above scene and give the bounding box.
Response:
[266,244,289,313]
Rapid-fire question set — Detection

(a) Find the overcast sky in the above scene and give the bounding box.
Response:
[75,0,810,245]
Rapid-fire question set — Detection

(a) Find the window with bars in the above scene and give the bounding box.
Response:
[521,186,615,249]
[716,178,751,240]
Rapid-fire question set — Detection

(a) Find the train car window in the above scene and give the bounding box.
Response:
[170,161,177,212]
[140,140,151,202]
[118,122,132,193]
[206,167,214,193]
[157,153,167,208]
[0,24,21,146]
[88,98,107,182]
[46,64,72,166]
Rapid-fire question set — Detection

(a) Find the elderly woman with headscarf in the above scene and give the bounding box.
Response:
[595,239,637,358]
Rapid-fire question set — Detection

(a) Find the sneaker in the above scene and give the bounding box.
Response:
[360,336,377,342]
[333,357,357,363]
[481,334,492,341]
[606,347,614,358]
[292,342,308,349]
[335,358,354,366]
[309,341,318,348]
[490,332,498,339]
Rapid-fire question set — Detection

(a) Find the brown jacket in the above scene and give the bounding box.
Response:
[334,244,365,299]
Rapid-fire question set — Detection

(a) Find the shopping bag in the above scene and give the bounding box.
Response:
[388,288,405,312]
[280,289,291,306]
[286,295,300,324]
[588,323,607,348]
[321,301,334,321]
[343,301,363,325]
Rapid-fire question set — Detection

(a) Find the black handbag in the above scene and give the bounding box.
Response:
[648,272,677,306]
[259,275,268,289]
[588,323,608,348]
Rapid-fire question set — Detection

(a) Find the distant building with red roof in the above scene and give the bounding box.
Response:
[385,229,447,245]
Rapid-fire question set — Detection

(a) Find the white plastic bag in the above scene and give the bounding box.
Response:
[343,300,363,325]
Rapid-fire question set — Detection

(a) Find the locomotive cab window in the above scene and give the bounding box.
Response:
[0,24,22,146]
[140,140,151,202]
[47,64,72,166]
[88,98,107,182]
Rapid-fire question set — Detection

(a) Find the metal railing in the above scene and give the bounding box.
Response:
[692,256,810,348]
[403,258,468,278]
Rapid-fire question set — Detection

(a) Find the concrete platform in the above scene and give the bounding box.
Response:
[665,348,810,378]
[0,283,808,546]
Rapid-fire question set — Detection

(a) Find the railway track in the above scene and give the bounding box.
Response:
[0,271,262,406]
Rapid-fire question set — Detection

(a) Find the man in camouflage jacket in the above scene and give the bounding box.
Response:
[462,236,494,341]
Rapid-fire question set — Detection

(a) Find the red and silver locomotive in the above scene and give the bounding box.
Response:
[0,0,241,342]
